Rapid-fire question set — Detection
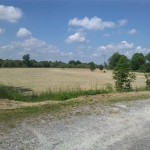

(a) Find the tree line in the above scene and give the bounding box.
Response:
[108,52,150,72]
[0,52,150,72]
[0,54,102,69]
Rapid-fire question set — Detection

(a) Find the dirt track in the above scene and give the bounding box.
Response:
[1,98,150,150]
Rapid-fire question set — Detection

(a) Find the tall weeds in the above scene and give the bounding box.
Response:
[0,84,112,102]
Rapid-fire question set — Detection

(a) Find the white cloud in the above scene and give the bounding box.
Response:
[0,38,150,64]
[95,41,150,61]
[65,32,87,43]
[98,41,134,52]
[128,28,138,35]
[16,28,32,38]
[68,16,116,30]
[0,28,5,35]
[0,37,74,61]
[0,37,60,60]
[15,37,60,56]
[118,19,128,26]
[0,5,22,23]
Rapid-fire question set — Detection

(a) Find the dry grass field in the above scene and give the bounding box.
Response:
[0,68,146,93]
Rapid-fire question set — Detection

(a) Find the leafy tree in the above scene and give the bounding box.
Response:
[139,63,150,72]
[145,73,150,88]
[99,64,104,70]
[40,61,50,67]
[113,56,136,91]
[69,60,76,66]
[14,60,23,67]
[131,53,145,70]
[145,53,150,63]
[0,59,3,67]
[22,54,31,67]
[108,52,122,69]
[89,62,96,71]
[76,60,81,65]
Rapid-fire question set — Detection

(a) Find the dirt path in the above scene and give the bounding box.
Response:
[1,98,150,150]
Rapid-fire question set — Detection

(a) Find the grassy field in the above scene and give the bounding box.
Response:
[0,68,146,92]
[0,68,148,122]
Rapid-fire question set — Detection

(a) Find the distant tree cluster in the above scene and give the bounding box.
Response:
[108,52,150,72]
[0,54,103,69]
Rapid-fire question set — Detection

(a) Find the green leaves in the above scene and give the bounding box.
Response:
[113,56,136,91]
[131,53,145,70]
[145,73,150,88]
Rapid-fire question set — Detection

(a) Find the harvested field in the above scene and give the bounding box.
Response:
[0,68,146,92]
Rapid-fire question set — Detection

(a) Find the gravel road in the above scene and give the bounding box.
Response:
[1,99,150,150]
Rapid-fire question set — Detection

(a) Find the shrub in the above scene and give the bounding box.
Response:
[89,62,96,71]
[145,73,150,89]
[113,56,136,91]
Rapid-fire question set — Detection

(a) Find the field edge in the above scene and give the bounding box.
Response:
[0,91,150,123]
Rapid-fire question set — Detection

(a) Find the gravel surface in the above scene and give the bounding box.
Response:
[1,99,150,150]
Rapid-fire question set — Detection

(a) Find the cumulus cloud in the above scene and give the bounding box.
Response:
[65,32,87,43]
[0,5,22,23]
[98,41,134,51]
[118,19,128,26]
[128,28,138,35]
[95,41,150,60]
[96,41,134,59]
[0,38,51,59]
[0,28,5,35]
[16,28,32,37]
[0,37,74,61]
[68,16,116,30]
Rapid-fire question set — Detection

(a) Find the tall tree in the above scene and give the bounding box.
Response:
[131,53,145,70]
[22,54,31,67]
[108,52,122,69]
[145,53,150,63]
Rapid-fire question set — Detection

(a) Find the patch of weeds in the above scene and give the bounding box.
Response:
[0,84,112,102]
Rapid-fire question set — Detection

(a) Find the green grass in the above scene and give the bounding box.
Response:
[1,84,150,123]
[1,91,150,123]
[0,84,112,102]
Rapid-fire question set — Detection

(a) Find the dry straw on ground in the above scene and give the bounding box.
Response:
[0,68,146,92]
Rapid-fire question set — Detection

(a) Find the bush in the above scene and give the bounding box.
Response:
[89,62,96,71]
[113,56,136,91]
[145,73,150,89]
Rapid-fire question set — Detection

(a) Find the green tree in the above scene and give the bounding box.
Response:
[22,54,31,67]
[145,53,150,63]
[99,64,104,71]
[140,63,150,72]
[113,56,136,91]
[108,52,122,69]
[145,73,150,88]
[89,62,96,71]
[131,53,145,70]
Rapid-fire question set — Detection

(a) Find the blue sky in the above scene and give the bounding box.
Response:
[0,0,150,64]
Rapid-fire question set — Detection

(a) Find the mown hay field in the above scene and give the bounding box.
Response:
[0,68,146,92]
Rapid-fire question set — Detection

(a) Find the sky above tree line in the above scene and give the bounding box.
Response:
[0,0,150,64]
